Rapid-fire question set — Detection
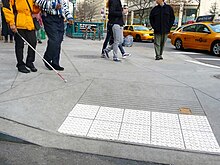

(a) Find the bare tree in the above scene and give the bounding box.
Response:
[127,0,154,24]
[76,1,97,22]
[209,2,219,15]
[85,3,97,22]
[76,2,86,22]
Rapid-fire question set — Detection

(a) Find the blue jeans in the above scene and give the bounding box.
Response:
[42,14,64,66]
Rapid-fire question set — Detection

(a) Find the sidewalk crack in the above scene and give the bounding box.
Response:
[62,49,81,76]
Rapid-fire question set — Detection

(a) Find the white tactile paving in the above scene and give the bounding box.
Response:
[68,104,99,119]
[123,109,151,125]
[183,130,220,153]
[119,123,150,144]
[58,117,93,136]
[179,114,212,132]
[58,104,220,154]
[87,120,121,140]
[152,112,180,129]
[95,106,124,122]
[151,126,185,149]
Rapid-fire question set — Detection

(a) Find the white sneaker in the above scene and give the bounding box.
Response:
[122,53,131,59]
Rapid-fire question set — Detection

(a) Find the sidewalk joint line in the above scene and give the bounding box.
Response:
[62,49,81,76]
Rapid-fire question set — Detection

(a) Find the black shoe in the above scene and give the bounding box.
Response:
[113,58,121,62]
[155,56,163,60]
[44,60,53,70]
[104,49,109,58]
[52,64,64,71]
[26,63,37,72]
[18,65,30,73]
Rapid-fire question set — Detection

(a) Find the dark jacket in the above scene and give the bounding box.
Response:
[108,0,124,26]
[1,9,13,36]
[149,3,175,34]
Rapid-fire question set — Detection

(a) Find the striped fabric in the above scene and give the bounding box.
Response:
[34,0,73,20]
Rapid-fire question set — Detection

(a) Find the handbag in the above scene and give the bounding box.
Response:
[25,0,41,30]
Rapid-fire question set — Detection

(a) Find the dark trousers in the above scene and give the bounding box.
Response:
[5,35,13,41]
[154,33,168,58]
[42,14,64,66]
[101,22,113,54]
[14,29,36,67]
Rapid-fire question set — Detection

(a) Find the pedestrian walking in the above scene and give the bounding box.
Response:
[1,9,14,43]
[149,0,175,60]
[101,21,130,59]
[2,0,40,73]
[103,0,128,62]
[34,0,74,71]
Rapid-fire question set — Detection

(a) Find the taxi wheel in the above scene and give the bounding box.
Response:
[211,42,220,56]
[175,39,183,50]
[136,35,142,42]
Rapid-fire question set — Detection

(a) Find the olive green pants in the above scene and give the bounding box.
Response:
[154,33,168,58]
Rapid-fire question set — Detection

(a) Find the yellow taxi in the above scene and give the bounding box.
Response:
[123,25,154,42]
[171,22,220,55]
[168,26,184,39]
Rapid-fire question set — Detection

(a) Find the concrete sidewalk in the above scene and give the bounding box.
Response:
[0,37,220,165]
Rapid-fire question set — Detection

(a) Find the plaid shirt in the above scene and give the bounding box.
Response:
[34,0,73,20]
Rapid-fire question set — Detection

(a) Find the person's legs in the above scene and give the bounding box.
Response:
[36,29,42,43]
[4,35,8,43]
[53,16,64,67]
[160,33,168,57]
[154,34,162,60]
[118,44,125,55]
[101,23,112,55]
[25,30,37,72]
[14,29,30,73]
[42,15,63,70]
[14,30,25,67]
[10,34,13,43]
[112,24,123,61]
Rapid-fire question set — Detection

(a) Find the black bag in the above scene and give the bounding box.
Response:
[33,17,41,30]
[25,0,40,30]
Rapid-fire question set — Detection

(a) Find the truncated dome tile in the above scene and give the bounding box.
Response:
[152,112,180,129]
[58,117,93,136]
[87,120,121,140]
[182,130,220,153]
[68,104,100,119]
[151,126,184,149]
[179,114,212,132]
[95,106,124,122]
[123,109,151,125]
[119,123,150,144]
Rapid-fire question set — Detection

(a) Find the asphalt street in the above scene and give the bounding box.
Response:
[135,40,220,67]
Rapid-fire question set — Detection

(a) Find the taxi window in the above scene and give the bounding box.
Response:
[209,24,220,33]
[196,24,210,33]
[183,25,196,32]
[129,26,134,31]
[124,26,129,30]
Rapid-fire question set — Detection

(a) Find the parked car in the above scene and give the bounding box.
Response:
[123,25,154,42]
[171,22,220,55]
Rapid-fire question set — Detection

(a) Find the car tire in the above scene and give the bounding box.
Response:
[211,41,220,56]
[175,39,183,50]
[136,35,141,42]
